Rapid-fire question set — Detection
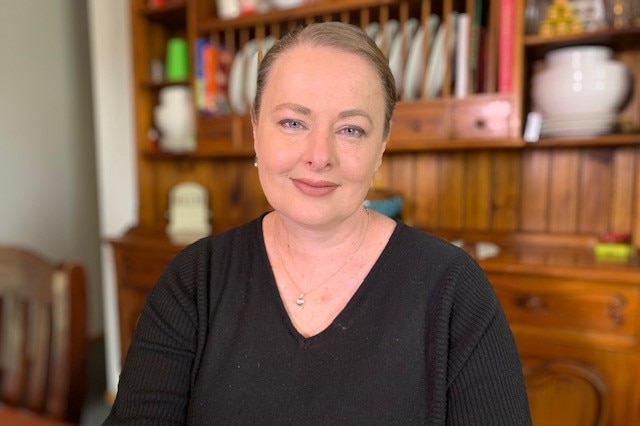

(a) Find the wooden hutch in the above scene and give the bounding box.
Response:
[110,0,640,424]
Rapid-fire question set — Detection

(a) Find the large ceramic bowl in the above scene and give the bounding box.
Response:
[532,60,631,115]
[545,45,613,68]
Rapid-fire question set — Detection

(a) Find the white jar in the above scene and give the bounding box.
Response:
[531,45,631,116]
[216,0,240,19]
[154,86,196,153]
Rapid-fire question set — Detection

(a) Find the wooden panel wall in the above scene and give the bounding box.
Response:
[381,146,640,244]
[140,145,639,245]
[145,159,270,233]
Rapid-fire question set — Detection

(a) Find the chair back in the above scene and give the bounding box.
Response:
[0,246,87,423]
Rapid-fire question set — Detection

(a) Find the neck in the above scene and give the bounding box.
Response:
[270,208,372,306]
[272,208,371,259]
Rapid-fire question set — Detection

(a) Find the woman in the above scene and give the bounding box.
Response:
[105,22,531,425]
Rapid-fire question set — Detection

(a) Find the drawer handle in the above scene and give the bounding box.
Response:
[609,295,627,328]
[474,118,487,129]
[516,294,545,311]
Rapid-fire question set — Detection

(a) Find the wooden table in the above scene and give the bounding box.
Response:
[0,406,74,426]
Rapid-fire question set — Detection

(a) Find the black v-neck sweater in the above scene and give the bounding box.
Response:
[105,216,532,425]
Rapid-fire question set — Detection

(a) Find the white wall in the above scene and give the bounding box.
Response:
[87,0,137,394]
[0,1,103,335]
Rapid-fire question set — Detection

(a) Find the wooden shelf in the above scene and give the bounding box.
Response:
[142,79,190,90]
[525,26,640,58]
[142,147,254,159]
[197,0,396,33]
[526,133,640,148]
[141,1,186,27]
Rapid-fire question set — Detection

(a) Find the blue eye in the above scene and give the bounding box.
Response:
[340,126,365,138]
[279,119,303,129]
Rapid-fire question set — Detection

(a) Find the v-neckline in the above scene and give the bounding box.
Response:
[257,214,403,346]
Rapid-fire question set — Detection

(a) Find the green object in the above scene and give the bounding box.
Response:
[594,242,633,261]
[165,37,189,81]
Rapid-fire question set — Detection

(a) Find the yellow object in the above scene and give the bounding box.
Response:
[538,0,585,36]
[594,242,633,261]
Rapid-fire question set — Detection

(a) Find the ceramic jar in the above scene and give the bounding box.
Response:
[154,86,196,153]
[531,45,632,137]
[532,45,631,116]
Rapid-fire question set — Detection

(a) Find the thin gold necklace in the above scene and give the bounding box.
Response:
[274,208,371,307]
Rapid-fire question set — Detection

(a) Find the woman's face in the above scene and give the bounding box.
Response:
[253,43,388,227]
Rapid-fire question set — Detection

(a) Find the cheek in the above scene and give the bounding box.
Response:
[257,140,297,173]
[341,149,382,181]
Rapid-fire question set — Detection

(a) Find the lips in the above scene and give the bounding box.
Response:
[292,178,339,196]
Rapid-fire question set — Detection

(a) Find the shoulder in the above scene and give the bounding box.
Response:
[153,216,263,295]
[389,223,482,276]
[173,215,263,264]
[389,222,499,317]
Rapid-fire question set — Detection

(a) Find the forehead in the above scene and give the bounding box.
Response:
[263,43,384,105]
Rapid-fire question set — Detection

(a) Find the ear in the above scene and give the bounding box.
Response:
[375,138,388,170]
[251,106,259,153]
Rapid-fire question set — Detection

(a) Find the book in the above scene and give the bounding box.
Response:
[194,38,208,112]
[498,0,515,93]
[195,40,234,115]
[455,13,471,98]
[470,0,483,93]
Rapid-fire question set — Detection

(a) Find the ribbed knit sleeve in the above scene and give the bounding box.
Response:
[431,255,532,425]
[104,237,212,425]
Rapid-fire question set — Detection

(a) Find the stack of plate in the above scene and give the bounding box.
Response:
[366,14,457,101]
[541,112,618,137]
[228,36,276,115]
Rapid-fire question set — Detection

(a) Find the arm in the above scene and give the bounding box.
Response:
[104,246,205,425]
[444,258,532,426]
[447,306,532,425]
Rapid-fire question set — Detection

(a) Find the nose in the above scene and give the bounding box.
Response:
[303,127,336,171]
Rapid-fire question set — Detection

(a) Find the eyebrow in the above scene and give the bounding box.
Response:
[274,103,310,115]
[338,109,373,126]
[274,103,373,126]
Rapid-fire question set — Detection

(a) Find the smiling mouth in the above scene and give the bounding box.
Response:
[292,178,339,196]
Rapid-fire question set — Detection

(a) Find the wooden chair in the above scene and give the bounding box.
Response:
[0,246,87,424]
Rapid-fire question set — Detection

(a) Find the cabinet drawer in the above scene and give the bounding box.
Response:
[116,250,175,291]
[451,96,514,139]
[488,272,639,337]
[391,101,447,142]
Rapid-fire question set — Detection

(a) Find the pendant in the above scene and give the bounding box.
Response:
[296,294,305,306]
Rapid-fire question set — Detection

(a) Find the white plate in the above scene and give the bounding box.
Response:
[375,19,399,54]
[365,22,380,41]
[425,13,458,99]
[388,18,419,94]
[244,36,275,108]
[402,15,440,100]
[543,119,615,130]
[544,112,617,123]
[541,124,613,137]
[544,118,616,128]
[228,39,257,115]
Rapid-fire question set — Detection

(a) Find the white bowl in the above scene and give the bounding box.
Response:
[545,45,613,68]
[270,0,304,9]
[531,60,631,115]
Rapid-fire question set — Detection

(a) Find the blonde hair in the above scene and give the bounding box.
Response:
[251,21,397,139]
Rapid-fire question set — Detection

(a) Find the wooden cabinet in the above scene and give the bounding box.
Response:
[115,0,640,424]
[128,0,640,240]
[491,271,638,424]
[437,233,640,426]
[110,227,184,360]
[488,266,640,426]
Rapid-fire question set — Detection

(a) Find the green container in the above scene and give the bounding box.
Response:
[165,37,189,81]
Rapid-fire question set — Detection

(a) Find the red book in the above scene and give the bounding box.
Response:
[498,0,515,93]
[203,43,216,113]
